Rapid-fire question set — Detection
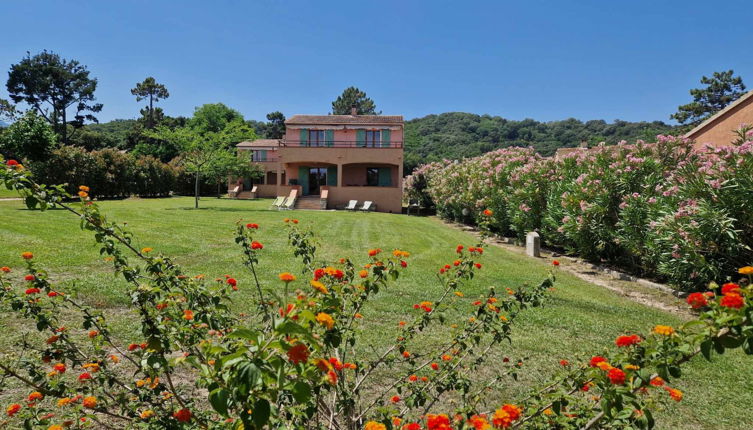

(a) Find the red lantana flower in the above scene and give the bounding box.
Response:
[721,283,741,295]
[173,408,192,423]
[251,241,263,250]
[25,288,40,295]
[226,278,237,287]
[24,274,35,281]
[607,367,626,385]
[615,334,641,347]
[246,223,259,229]
[6,403,21,417]
[687,292,708,309]
[287,343,309,364]
[6,160,19,166]
[589,356,607,367]
[720,293,745,309]
[390,395,400,403]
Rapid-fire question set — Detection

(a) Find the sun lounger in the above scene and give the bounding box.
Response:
[280,196,296,210]
[271,196,284,208]
[359,201,375,212]
[344,200,358,211]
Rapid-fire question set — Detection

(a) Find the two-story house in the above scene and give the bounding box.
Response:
[231,109,404,213]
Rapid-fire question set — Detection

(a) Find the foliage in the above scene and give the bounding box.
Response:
[131,77,170,129]
[6,50,103,145]
[188,103,246,136]
[407,131,753,291]
[264,111,286,139]
[29,145,175,198]
[2,163,753,430]
[671,70,747,126]
[331,87,380,115]
[204,151,264,196]
[403,113,677,172]
[0,111,58,162]
[147,115,256,207]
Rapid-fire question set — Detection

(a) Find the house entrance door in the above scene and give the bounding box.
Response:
[308,168,327,195]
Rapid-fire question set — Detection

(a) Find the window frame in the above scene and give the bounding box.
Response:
[364,130,381,148]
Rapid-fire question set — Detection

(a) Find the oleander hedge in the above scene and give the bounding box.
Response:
[406,130,753,291]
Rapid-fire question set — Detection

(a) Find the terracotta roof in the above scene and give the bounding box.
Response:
[685,90,753,139]
[286,114,403,125]
[236,139,280,148]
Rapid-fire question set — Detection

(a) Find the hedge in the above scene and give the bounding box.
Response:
[406,132,753,291]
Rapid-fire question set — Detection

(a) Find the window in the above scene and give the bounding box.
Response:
[365,130,381,147]
[366,168,379,186]
[308,130,325,147]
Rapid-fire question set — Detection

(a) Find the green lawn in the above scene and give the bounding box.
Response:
[0,196,751,429]
[0,187,20,198]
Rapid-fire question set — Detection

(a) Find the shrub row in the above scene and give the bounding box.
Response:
[407,132,753,291]
[27,146,223,198]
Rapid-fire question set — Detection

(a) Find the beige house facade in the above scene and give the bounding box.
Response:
[230,112,404,213]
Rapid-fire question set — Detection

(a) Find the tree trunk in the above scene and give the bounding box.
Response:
[217,182,222,198]
[148,94,154,129]
[194,172,200,209]
[61,108,67,145]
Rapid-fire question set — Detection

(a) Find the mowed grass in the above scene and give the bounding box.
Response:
[0,196,751,429]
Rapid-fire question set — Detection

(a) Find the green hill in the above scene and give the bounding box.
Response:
[403,113,678,171]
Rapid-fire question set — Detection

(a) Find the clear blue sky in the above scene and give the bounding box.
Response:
[1,0,751,124]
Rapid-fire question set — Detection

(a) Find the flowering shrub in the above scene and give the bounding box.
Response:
[0,160,554,429]
[3,159,753,429]
[406,130,753,291]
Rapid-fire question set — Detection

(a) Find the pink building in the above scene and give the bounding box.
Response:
[231,111,404,213]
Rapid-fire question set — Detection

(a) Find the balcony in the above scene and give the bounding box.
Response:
[251,154,280,162]
[281,140,403,149]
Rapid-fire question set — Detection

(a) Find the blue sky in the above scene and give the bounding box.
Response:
[1,1,751,124]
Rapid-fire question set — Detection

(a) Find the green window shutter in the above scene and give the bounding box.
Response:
[356,129,366,147]
[325,129,334,147]
[327,165,337,186]
[298,166,309,195]
[378,167,392,187]
[299,129,308,146]
[260,150,267,161]
[381,129,391,147]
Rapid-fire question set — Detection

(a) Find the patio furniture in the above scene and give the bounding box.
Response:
[250,185,258,199]
[229,185,240,198]
[359,201,376,212]
[280,196,296,210]
[344,200,358,211]
[271,196,284,208]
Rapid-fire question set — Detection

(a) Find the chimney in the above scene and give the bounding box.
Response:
[350,105,357,116]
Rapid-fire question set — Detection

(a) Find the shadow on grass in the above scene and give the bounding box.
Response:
[163,206,272,213]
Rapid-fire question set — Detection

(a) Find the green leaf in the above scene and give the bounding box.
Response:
[700,339,713,361]
[291,380,311,403]
[227,328,259,342]
[252,398,270,428]
[209,388,229,417]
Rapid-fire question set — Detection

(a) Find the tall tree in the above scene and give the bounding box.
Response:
[147,108,256,208]
[131,77,169,129]
[265,111,286,138]
[331,87,380,115]
[189,103,244,134]
[6,51,102,145]
[671,70,747,126]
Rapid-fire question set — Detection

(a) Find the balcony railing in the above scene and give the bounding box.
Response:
[251,155,279,162]
[281,140,403,148]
